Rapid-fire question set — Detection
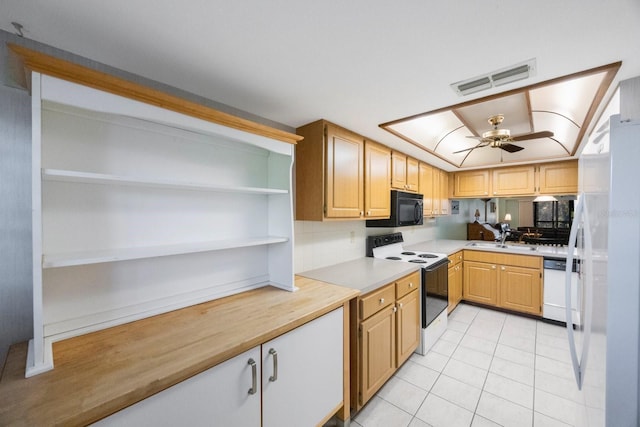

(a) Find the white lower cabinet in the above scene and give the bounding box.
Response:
[94,307,343,426]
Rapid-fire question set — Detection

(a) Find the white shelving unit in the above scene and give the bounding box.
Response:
[26,73,296,377]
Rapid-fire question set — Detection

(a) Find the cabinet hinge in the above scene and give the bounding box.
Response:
[540,272,542,279]
[358,326,362,338]
[359,391,363,404]
[323,204,327,214]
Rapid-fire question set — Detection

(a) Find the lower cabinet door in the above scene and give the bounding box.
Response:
[463,261,498,306]
[92,347,261,427]
[499,266,542,315]
[262,307,344,427]
[359,305,396,406]
[396,289,420,366]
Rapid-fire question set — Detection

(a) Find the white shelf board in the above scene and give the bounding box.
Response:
[42,237,289,268]
[42,169,289,195]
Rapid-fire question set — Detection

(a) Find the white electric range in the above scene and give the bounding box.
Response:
[366,232,449,355]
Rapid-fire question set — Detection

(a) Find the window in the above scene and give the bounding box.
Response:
[534,200,574,229]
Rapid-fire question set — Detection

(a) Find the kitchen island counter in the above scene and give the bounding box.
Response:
[0,276,358,426]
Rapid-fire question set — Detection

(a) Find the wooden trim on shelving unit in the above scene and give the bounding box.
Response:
[7,44,302,145]
[337,300,351,422]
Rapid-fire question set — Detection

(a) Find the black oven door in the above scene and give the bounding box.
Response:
[422,259,449,328]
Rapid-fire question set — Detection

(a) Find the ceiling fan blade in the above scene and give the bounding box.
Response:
[499,143,524,153]
[511,130,554,142]
[465,135,485,140]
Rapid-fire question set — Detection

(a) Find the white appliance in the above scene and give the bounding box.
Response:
[543,257,580,325]
[566,82,640,426]
[366,233,449,355]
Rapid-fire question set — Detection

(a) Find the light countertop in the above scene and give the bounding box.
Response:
[406,239,574,258]
[298,257,420,294]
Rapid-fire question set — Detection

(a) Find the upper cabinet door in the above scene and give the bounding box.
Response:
[391,151,408,190]
[391,152,419,193]
[439,169,450,215]
[453,170,490,197]
[325,124,364,218]
[406,157,419,192]
[364,140,391,219]
[538,161,578,194]
[418,162,434,216]
[492,166,535,196]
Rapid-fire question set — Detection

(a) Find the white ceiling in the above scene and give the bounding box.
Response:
[2,0,640,171]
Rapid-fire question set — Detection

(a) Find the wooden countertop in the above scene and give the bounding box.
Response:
[0,276,359,426]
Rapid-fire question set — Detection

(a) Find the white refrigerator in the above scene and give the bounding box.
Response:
[566,108,640,426]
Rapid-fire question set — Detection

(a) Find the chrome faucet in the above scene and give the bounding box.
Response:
[500,223,511,246]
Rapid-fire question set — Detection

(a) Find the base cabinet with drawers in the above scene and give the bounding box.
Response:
[463,251,542,315]
[95,308,344,427]
[352,271,420,411]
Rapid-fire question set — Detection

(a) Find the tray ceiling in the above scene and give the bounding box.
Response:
[381,63,620,169]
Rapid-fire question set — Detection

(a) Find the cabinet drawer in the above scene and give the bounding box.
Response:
[448,251,463,266]
[395,271,421,299]
[360,284,395,320]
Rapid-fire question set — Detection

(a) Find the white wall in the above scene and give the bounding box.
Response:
[294,199,483,272]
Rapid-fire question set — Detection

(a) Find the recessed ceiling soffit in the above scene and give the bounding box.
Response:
[381,63,621,169]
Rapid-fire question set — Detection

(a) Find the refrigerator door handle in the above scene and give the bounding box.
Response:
[566,194,594,390]
[566,194,583,389]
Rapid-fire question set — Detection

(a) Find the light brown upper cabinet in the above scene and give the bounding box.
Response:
[295,120,392,221]
[492,166,536,196]
[537,160,579,194]
[453,160,579,198]
[364,140,391,218]
[391,152,419,193]
[419,162,435,216]
[419,163,450,216]
[453,169,490,197]
[439,169,450,215]
[296,120,364,220]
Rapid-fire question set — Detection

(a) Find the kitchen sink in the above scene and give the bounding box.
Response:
[466,242,538,252]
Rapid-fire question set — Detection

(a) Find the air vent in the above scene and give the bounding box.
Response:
[451,59,536,96]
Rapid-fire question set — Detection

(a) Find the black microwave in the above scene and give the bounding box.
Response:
[366,190,423,227]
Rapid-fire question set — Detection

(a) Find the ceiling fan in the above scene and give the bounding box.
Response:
[453,114,554,154]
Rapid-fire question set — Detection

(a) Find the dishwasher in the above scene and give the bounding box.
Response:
[543,257,580,325]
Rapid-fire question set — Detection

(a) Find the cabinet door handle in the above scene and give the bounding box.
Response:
[409,282,414,288]
[247,358,257,395]
[379,298,385,304]
[392,306,398,313]
[491,265,496,269]
[398,302,403,309]
[268,348,278,382]
[501,266,506,271]
[360,211,364,216]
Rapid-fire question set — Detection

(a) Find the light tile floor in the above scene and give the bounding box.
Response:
[351,303,604,427]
